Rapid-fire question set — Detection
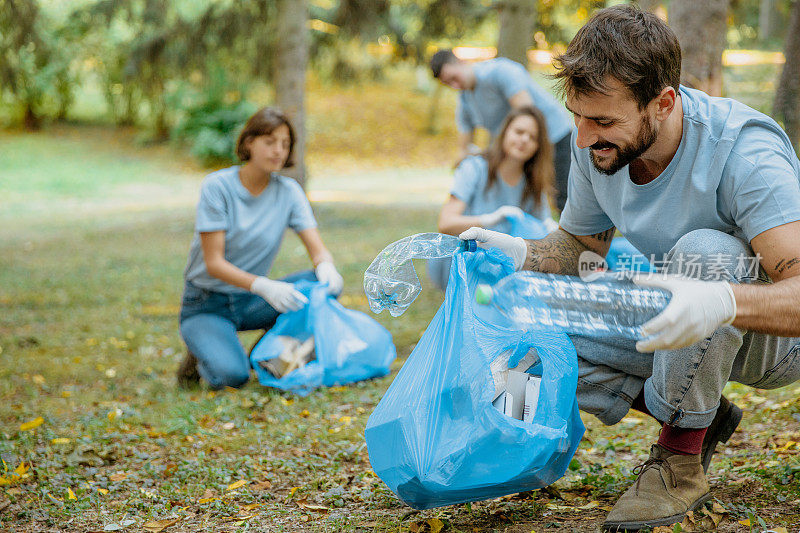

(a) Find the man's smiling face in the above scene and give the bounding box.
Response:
[566,77,660,175]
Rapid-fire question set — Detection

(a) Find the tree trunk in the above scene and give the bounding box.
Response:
[669,0,730,96]
[496,0,536,67]
[759,0,779,42]
[774,0,800,148]
[275,0,308,188]
[23,103,40,131]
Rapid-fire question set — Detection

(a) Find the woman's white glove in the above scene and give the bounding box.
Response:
[250,276,308,313]
[315,261,344,295]
[478,205,525,228]
[458,227,527,271]
[633,274,737,353]
[543,217,560,233]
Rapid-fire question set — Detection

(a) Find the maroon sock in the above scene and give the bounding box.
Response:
[630,391,656,420]
[657,424,708,455]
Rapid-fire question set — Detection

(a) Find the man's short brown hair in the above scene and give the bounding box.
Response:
[552,4,681,109]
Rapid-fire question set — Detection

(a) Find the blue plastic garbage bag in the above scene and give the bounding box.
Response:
[365,248,584,509]
[428,213,549,290]
[251,281,396,396]
[508,212,549,239]
[606,237,654,272]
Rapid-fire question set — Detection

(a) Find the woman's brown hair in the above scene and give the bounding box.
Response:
[235,107,295,167]
[483,105,555,209]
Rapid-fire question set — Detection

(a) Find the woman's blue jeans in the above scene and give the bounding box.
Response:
[179,270,317,389]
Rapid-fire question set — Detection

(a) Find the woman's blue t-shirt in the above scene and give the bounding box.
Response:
[451,155,551,234]
[183,166,317,293]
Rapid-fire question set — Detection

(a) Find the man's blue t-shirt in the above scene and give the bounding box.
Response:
[559,87,800,260]
[451,155,551,234]
[456,57,572,143]
[183,166,317,293]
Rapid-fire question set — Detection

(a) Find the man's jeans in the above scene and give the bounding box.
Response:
[179,270,316,390]
[572,229,800,428]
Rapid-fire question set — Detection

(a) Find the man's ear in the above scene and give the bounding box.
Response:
[654,86,677,121]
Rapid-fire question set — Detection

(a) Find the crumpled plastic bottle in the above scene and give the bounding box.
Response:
[364,233,476,317]
[476,271,671,339]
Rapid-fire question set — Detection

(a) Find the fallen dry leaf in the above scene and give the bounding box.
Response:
[707,510,722,527]
[226,480,247,491]
[19,417,44,431]
[251,480,272,491]
[162,463,177,478]
[428,518,444,533]
[142,518,180,532]
[296,499,330,512]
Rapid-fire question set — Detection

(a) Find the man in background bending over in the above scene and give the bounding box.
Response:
[431,49,573,212]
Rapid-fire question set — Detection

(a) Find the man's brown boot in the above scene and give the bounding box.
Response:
[176,351,200,389]
[700,395,742,473]
[603,444,710,532]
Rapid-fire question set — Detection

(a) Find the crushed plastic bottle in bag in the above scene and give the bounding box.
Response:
[476,271,671,339]
[364,233,476,317]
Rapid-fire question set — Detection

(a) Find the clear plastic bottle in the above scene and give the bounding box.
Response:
[364,233,476,317]
[476,271,671,339]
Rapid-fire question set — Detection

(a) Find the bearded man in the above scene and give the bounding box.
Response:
[461,4,800,531]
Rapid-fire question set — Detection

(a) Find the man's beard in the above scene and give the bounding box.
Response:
[589,114,658,175]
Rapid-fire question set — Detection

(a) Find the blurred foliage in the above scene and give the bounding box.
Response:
[170,65,257,166]
[0,0,795,160]
[728,0,792,50]
[0,0,78,129]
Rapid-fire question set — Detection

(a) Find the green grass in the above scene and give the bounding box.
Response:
[2,71,800,530]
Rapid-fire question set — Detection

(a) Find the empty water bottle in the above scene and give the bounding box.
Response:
[364,233,476,317]
[476,271,671,339]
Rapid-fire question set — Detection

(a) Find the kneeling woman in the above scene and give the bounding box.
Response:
[177,107,343,389]
[429,105,558,289]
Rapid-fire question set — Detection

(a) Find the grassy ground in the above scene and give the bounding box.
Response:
[2,66,800,531]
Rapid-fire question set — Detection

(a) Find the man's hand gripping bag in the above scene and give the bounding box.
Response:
[365,248,584,509]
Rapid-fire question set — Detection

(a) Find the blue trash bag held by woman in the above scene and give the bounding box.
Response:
[365,248,584,509]
[509,212,549,239]
[251,281,396,396]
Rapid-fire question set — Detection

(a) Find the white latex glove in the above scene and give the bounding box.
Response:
[543,217,560,233]
[458,227,527,271]
[315,261,344,295]
[478,205,525,228]
[633,274,737,353]
[250,276,308,313]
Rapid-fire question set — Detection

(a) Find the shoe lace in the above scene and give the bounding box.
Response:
[632,457,677,494]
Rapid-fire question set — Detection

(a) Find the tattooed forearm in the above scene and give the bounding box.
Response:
[775,257,800,275]
[522,229,587,274]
